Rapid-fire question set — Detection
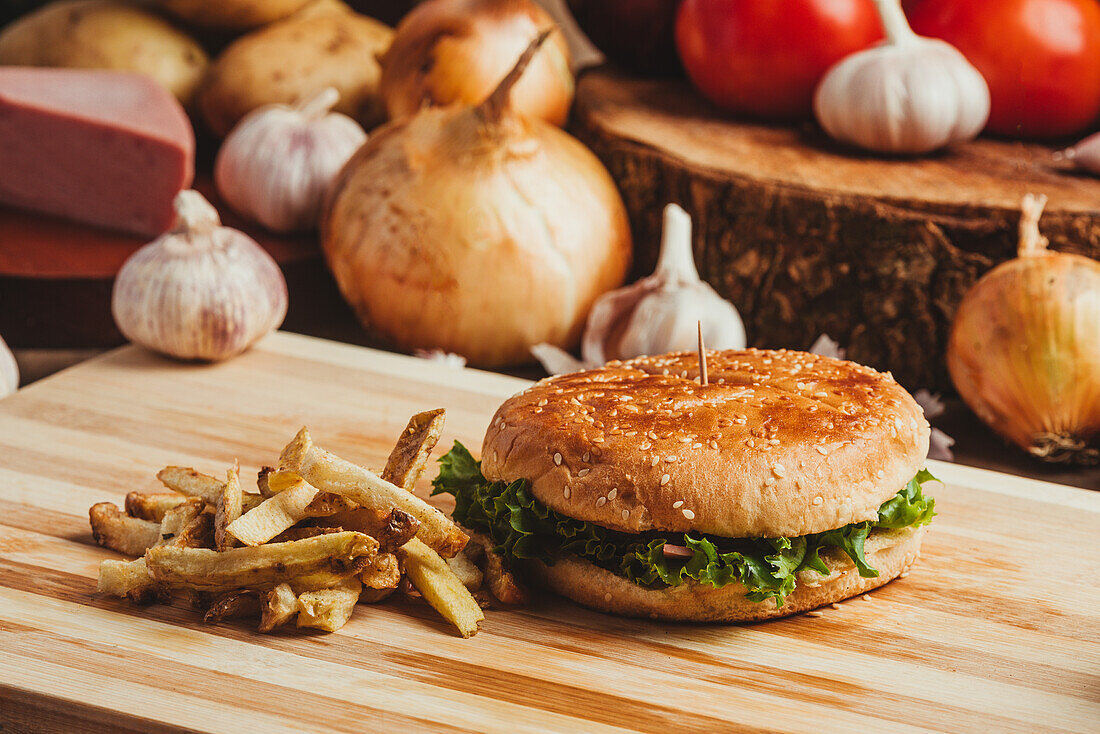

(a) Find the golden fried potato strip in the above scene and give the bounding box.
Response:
[156,466,224,503]
[145,531,378,593]
[383,409,446,491]
[228,474,321,546]
[279,428,466,557]
[90,503,162,557]
[296,576,362,632]
[400,538,483,638]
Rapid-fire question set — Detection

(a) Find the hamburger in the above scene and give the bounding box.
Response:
[433,348,936,621]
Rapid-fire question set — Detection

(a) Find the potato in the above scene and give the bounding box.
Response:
[198,11,392,137]
[150,0,315,31]
[0,0,209,108]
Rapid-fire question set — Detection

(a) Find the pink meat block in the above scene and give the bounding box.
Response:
[0,68,195,237]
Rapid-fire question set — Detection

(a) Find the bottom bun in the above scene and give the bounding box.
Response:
[530,526,926,622]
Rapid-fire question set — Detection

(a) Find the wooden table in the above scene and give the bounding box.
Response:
[0,332,1096,732]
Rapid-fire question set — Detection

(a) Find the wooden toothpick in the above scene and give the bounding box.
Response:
[697,321,708,386]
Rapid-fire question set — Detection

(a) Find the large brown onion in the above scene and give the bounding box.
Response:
[379,0,574,127]
[323,33,630,367]
[947,194,1100,465]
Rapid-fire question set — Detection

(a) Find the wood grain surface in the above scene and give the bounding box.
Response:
[0,332,1096,733]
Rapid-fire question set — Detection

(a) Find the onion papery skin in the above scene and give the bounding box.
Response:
[379,0,574,127]
[321,108,631,368]
[947,252,1100,464]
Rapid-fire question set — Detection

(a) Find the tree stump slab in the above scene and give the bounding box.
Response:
[571,68,1100,390]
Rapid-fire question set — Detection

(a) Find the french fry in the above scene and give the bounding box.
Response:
[259,583,298,633]
[323,507,420,552]
[214,465,243,551]
[279,428,467,557]
[89,503,162,557]
[124,492,185,522]
[445,549,484,593]
[359,552,401,590]
[296,576,362,632]
[400,537,483,638]
[227,475,321,546]
[467,530,528,605]
[145,531,378,592]
[97,498,207,601]
[383,409,446,491]
[97,558,162,602]
[203,590,261,624]
[156,466,224,503]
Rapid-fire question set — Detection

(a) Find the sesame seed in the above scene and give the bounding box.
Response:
[681,508,695,520]
[666,455,678,463]
[650,456,660,467]
[814,391,828,398]
[660,474,671,486]
[746,439,755,448]
[680,437,692,443]
[769,438,780,445]
[673,500,684,508]
[578,468,590,477]
[831,602,841,610]
[709,440,719,449]
[596,497,606,507]
[499,422,506,430]
[593,436,605,443]
[537,399,548,406]
[582,451,591,462]
[764,477,776,487]
[806,611,824,618]
[899,571,909,578]
[862,594,873,602]
[816,446,829,455]
[563,486,571,499]
[553,453,562,465]
[812,496,823,505]
[534,408,543,414]
[773,464,786,478]
[607,488,618,500]
[648,432,658,440]
[692,443,702,449]
[621,509,630,521]
[640,442,652,451]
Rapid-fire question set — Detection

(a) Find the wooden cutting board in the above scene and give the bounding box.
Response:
[0,332,1096,733]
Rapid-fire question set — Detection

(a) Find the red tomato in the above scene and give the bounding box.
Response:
[906,0,1100,139]
[675,0,884,119]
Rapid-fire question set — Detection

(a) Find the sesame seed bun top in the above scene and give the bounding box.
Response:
[480,349,930,539]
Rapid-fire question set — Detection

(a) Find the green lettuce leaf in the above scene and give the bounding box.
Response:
[433,442,937,606]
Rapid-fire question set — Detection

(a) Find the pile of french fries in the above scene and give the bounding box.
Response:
[90,409,518,637]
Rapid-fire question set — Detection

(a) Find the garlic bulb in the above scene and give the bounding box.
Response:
[112,190,288,362]
[215,87,366,233]
[947,194,1100,465]
[581,203,745,365]
[0,334,17,397]
[813,0,989,155]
